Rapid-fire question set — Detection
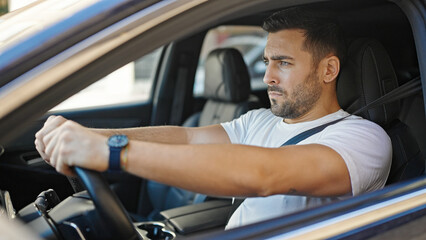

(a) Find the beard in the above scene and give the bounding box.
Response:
[269,70,322,119]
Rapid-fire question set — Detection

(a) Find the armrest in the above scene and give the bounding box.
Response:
[160,199,232,235]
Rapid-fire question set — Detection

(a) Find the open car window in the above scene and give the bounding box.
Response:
[50,47,162,111]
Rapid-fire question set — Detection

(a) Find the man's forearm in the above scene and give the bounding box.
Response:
[125,141,268,197]
[92,126,190,144]
[92,124,230,145]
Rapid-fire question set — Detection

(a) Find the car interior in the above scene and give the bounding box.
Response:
[145,47,262,221]
[0,0,424,238]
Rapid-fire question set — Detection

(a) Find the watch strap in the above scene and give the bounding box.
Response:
[109,147,122,171]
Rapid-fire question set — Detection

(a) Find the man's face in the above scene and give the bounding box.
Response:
[263,29,322,120]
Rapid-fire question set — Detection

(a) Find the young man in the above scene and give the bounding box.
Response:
[35,7,391,228]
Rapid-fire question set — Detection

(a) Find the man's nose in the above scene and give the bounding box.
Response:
[263,65,279,85]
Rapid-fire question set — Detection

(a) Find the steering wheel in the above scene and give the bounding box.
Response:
[74,167,139,240]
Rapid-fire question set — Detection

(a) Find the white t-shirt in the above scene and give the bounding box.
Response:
[221,108,392,229]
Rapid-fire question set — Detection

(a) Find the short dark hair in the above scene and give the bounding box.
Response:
[262,7,346,67]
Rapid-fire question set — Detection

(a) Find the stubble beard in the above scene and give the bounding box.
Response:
[269,71,322,119]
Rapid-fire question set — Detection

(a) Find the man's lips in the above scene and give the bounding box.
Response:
[268,91,283,97]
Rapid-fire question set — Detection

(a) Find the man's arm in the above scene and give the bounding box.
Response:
[35,115,230,172]
[35,116,229,148]
[124,141,351,198]
[36,116,351,198]
[92,124,230,145]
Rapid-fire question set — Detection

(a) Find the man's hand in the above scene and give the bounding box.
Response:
[35,116,109,175]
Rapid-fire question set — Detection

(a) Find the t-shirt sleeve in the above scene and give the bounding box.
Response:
[220,109,267,144]
[313,119,392,196]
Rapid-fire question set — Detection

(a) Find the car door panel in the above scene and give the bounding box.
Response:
[0,101,152,210]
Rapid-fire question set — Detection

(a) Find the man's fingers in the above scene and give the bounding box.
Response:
[54,143,76,176]
[34,137,44,152]
[35,115,69,162]
[43,128,61,158]
[56,157,74,176]
[44,127,65,166]
[35,115,67,143]
[35,129,48,160]
[35,117,104,174]
[35,142,49,162]
[59,162,76,177]
[49,152,57,168]
[50,140,61,168]
[45,115,67,126]
[61,167,76,177]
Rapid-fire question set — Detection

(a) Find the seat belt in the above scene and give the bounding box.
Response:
[282,76,421,146]
[228,76,422,220]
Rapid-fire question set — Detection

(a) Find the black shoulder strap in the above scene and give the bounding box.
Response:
[281,117,346,146]
[352,76,421,116]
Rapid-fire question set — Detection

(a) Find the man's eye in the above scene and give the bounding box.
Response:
[263,60,269,66]
[279,61,290,66]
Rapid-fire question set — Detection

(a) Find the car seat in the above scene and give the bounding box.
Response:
[146,48,260,220]
[183,48,261,127]
[337,38,425,185]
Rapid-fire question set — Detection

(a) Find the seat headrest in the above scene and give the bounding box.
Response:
[337,38,400,126]
[203,48,251,103]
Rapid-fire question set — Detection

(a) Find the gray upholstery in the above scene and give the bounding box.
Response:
[204,48,251,102]
[337,38,424,185]
[198,96,259,126]
[146,48,259,220]
[198,48,259,127]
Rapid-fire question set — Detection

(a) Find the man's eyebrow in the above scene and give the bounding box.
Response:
[263,55,294,61]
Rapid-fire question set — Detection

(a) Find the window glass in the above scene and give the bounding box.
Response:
[194,26,267,96]
[51,47,162,111]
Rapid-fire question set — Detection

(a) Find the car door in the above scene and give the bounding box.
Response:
[0,47,166,212]
[0,31,206,215]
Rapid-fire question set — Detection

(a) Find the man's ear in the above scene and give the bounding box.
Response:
[321,56,340,83]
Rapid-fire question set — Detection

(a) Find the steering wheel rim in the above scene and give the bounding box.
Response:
[74,167,139,240]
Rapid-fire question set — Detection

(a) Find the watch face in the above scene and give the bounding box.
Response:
[108,135,129,147]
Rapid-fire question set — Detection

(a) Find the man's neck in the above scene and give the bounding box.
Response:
[283,102,341,124]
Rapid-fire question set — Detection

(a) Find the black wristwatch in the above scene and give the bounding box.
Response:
[107,135,129,171]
